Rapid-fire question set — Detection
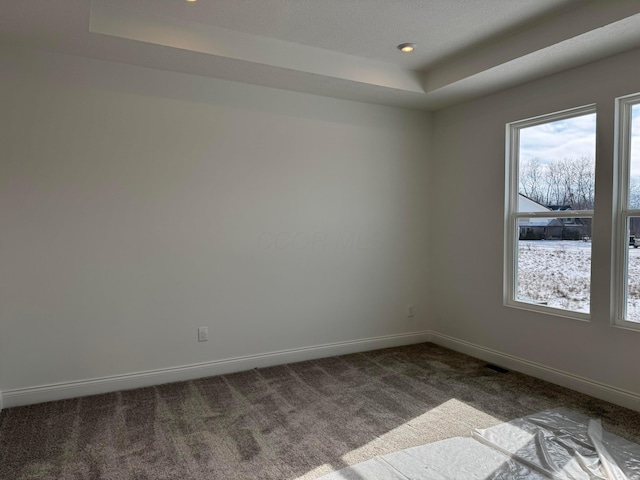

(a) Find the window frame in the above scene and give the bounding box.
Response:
[504,104,596,321]
[613,93,640,331]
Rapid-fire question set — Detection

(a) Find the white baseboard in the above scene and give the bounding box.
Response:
[1,331,431,408]
[5,330,638,412]
[430,331,640,413]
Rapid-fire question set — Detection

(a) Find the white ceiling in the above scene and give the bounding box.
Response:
[3,0,640,110]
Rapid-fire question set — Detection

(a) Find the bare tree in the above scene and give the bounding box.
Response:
[573,156,595,209]
[520,158,542,200]
[546,160,566,206]
[630,177,640,236]
[519,157,595,210]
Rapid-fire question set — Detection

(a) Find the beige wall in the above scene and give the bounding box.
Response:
[0,49,431,397]
[430,47,640,398]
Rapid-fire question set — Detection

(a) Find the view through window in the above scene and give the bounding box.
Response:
[506,107,596,316]
[621,101,640,323]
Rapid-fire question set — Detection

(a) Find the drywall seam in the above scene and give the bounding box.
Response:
[2,331,430,408]
[430,331,640,413]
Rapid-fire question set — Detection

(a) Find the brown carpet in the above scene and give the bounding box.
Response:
[1,343,639,479]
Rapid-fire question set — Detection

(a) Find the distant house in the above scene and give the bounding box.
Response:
[518,195,588,240]
[547,204,590,239]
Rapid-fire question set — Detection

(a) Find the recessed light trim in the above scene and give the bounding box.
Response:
[397,43,416,53]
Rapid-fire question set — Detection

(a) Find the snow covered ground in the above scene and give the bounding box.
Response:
[517,240,640,320]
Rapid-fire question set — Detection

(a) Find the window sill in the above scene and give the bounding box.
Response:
[505,300,591,323]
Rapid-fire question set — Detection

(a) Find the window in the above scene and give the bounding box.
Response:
[505,105,596,319]
[614,94,640,330]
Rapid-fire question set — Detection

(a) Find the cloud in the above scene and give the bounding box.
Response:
[631,105,640,177]
[518,108,640,179]
[519,113,596,165]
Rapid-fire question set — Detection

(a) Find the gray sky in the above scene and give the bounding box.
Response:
[520,108,640,178]
[519,112,596,166]
[631,104,640,178]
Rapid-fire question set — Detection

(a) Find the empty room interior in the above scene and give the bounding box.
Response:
[2,1,640,478]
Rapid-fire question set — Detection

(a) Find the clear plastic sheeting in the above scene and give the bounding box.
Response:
[318,437,548,480]
[588,419,628,480]
[318,408,640,480]
[381,437,548,480]
[317,456,408,480]
[473,407,640,480]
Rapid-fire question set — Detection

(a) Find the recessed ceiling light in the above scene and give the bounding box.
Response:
[397,43,416,53]
[186,0,197,2]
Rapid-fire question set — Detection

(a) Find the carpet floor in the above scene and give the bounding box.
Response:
[1,343,639,479]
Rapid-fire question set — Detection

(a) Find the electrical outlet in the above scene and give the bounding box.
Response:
[407,305,415,317]
[198,326,208,342]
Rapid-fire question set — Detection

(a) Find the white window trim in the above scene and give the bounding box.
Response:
[613,93,640,331]
[504,104,596,321]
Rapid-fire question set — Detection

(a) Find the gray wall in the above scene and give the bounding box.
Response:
[0,49,431,394]
[430,47,640,396]
[3,43,639,408]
